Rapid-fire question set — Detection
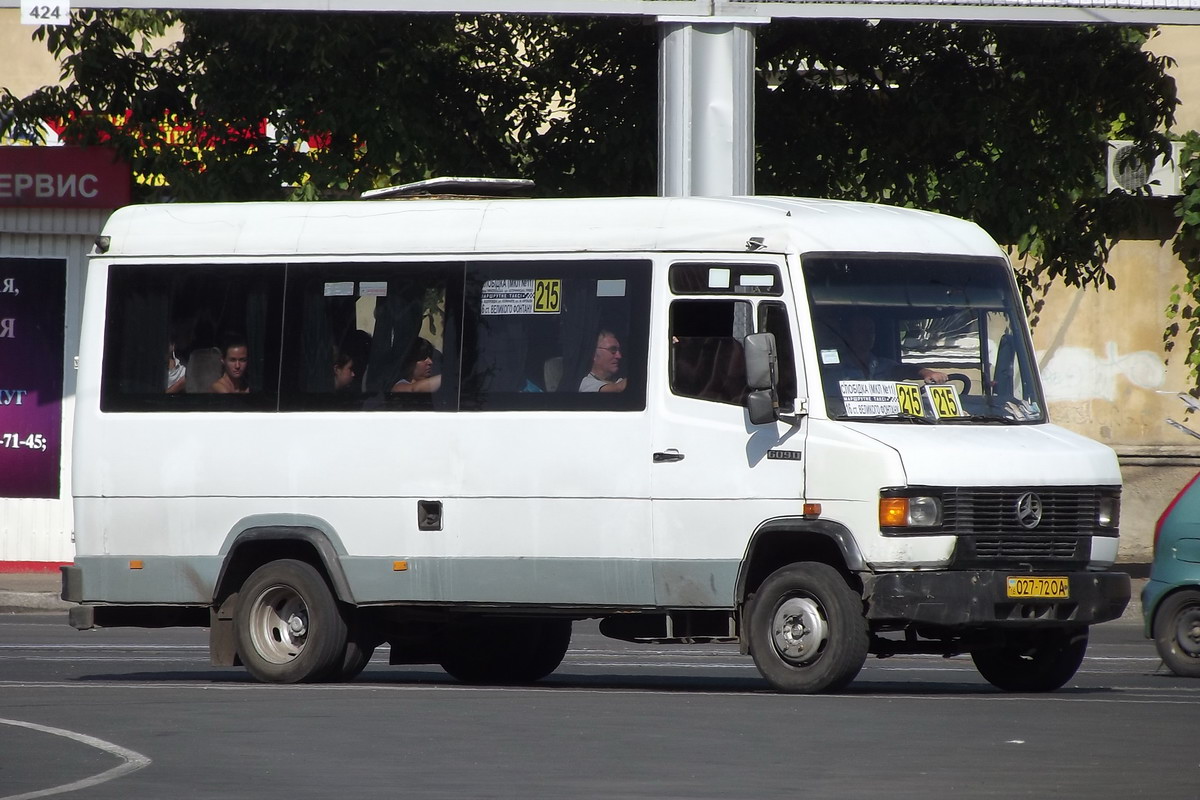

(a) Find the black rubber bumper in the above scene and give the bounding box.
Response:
[863,570,1131,628]
[60,564,82,603]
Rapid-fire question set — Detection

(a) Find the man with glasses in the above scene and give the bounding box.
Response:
[579,329,627,393]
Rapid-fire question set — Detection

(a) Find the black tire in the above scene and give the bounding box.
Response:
[971,628,1088,692]
[746,562,869,694]
[234,559,349,684]
[440,618,572,684]
[1152,590,1200,678]
[325,615,382,682]
[329,639,376,682]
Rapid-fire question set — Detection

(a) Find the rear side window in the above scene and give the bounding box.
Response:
[100,258,650,414]
[460,260,651,411]
[279,263,463,412]
[101,264,284,411]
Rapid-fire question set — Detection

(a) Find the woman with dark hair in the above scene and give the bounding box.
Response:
[391,337,441,393]
[333,350,356,392]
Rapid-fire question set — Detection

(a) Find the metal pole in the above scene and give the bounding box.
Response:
[657,18,761,197]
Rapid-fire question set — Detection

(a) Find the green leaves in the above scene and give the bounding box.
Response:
[1167,132,1200,385]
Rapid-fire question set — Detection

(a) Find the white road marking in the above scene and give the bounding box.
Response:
[0,645,206,650]
[0,718,151,800]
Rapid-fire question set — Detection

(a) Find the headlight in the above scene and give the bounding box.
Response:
[879,495,943,529]
[1098,492,1120,529]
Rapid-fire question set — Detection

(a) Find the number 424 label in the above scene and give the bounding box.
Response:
[21,0,71,26]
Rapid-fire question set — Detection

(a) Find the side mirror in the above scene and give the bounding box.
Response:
[744,333,777,392]
[744,333,779,425]
[746,389,777,425]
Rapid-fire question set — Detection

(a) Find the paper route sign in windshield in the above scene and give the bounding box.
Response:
[839,380,902,417]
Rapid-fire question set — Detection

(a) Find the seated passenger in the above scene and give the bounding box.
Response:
[211,337,250,394]
[391,337,442,393]
[579,330,627,393]
[166,340,186,394]
[823,313,947,383]
[333,350,357,392]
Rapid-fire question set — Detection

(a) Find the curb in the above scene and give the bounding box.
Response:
[0,591,71,614]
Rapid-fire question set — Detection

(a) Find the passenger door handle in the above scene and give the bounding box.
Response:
[653,450,685,463]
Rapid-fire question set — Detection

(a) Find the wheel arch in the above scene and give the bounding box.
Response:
[736,517,866,607]
[213,515,354,608]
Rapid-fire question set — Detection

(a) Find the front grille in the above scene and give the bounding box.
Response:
[943,486,1103,536]
[940,486,1112,567]
[972,536,1082,559]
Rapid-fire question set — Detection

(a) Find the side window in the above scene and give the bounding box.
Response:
[669,299,752,405]
[460,260,650,411]
[758,301,798,411]
[101,264,283,412]
[668,262,783,296]
[280,263,462,411]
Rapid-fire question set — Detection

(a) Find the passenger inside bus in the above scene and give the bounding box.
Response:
[578,330,627,393]
[391,337,442,393]
[820,312,947,384]
[333,350,357,392]
[211,336,251,394]
[166,341,187,394]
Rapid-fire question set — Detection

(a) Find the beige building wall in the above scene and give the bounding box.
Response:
[0,10,60,97]
[1153,27,1200,131]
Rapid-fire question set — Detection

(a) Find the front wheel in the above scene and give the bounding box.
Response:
[234,559,349,683]
[1152,590,1200,677]
[971,628,1088,692]
[746,562,869,694]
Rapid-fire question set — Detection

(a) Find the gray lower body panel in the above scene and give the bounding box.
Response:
[64,555,740,610]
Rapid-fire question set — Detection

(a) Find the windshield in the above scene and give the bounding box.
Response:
[803,254,1044,424]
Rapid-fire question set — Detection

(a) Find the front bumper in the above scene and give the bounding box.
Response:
[864,570,1130,628]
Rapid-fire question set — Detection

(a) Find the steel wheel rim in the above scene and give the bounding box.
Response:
[1173,605,1200,657]
[771,595,828,665]
[248,584,309,665]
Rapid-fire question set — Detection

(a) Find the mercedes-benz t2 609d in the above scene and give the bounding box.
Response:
[63,195,1129,693]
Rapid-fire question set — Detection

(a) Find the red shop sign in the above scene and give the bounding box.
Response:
[0,146,130,209]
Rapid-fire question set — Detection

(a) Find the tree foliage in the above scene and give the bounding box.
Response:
[0,12,1182,301]
[1167,131,1200,386]
[756,22,1177,306]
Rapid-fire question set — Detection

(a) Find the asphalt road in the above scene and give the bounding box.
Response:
[0,613,1195,800]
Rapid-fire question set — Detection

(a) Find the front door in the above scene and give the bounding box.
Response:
[650,259,809,609]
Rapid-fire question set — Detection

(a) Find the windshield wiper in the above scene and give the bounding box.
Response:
[961,414,1022,424]
[839,413,936,424]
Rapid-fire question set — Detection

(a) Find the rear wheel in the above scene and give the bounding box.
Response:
[440,617,572,684]
[234,559,348,683]
[746,562,869,694]
[971,628,1087,692]
[329,638,376,681]
[1152,590,1200,678]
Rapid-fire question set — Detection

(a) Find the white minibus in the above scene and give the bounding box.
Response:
[63,194,1129,693]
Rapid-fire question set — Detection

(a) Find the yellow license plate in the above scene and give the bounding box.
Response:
[1006,576,1069,599]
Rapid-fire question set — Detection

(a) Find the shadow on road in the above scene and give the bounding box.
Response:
[70,667,1122,697]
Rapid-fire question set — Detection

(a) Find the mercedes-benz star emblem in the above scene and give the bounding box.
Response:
[1016,492,1043,529]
